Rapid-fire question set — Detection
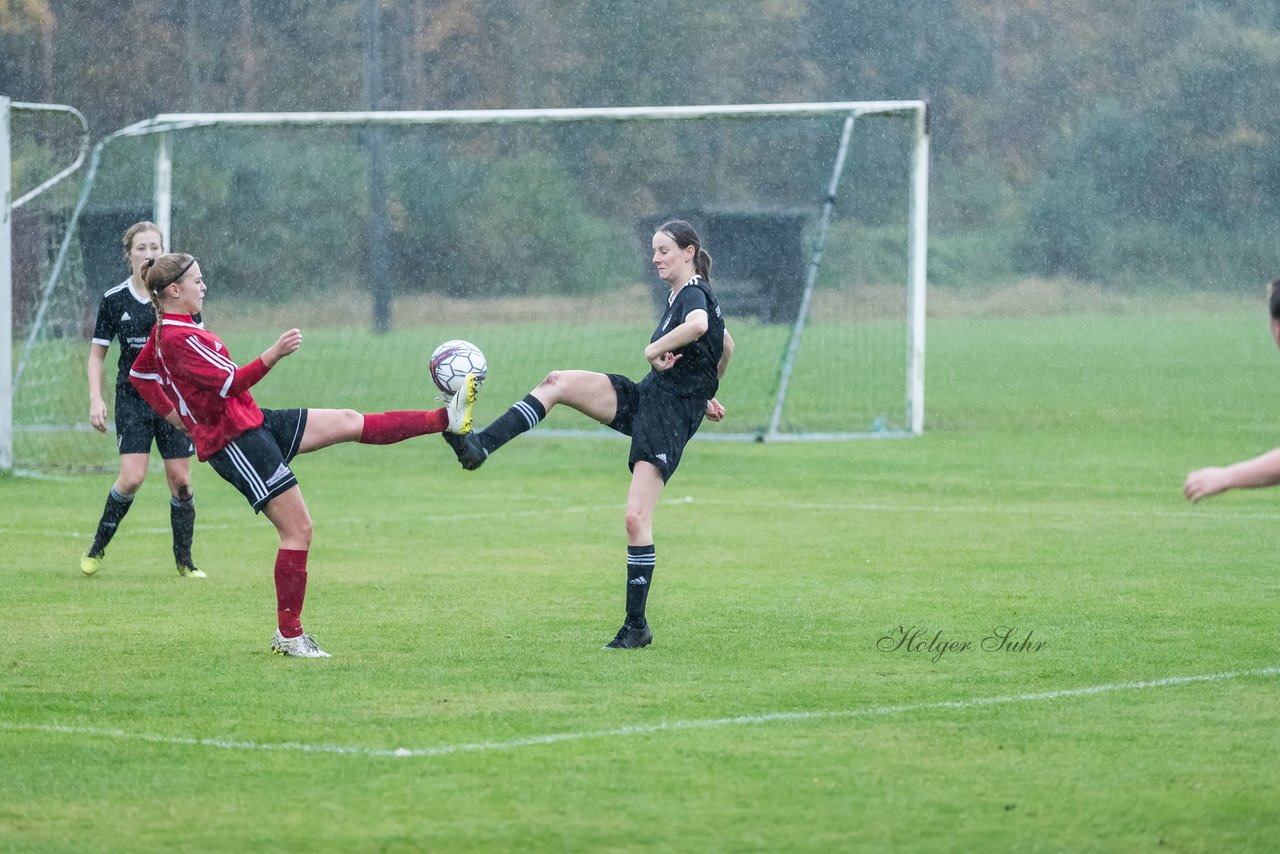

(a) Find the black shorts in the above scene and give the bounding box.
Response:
[207,409,308,513]
[606,373,706,483]
[114,386,195,459]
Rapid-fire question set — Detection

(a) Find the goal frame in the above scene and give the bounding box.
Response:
[1,96,91,473]
[4,100,927,472]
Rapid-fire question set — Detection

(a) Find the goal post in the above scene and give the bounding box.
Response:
[7,100,928,474]
[1,96,91,474]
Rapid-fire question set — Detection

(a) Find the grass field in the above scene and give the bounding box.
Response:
[3,295,1280,851]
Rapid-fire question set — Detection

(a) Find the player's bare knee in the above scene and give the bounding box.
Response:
[116,476,145,495]
[537,370,563,392]
[292,516,314,549]
[342,409,363,435]
[624,509,649,541]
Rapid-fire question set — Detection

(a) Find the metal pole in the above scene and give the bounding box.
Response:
[1,96,13,472]
[364,0,391,334]
[154,132,172,247]
[766,114,857,440]
[906,105,929,435]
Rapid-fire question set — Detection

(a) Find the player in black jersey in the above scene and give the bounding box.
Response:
[81,222,204,578]
[447,220,735,649]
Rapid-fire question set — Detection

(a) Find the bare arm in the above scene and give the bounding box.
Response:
[262,328,302,367]
[704,329,735,422]
[222,328,302,398]
[717,328,734,379]
[645,309,709,370]
[87,343,109,433]
[1184,448,1280,502]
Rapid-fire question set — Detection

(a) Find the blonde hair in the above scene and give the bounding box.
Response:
[141,253,196,361]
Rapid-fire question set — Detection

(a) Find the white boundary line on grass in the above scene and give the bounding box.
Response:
[684,496,1280,523]
[5,495,1274,542]
[0,503,621,540]
[3,666,1276,760]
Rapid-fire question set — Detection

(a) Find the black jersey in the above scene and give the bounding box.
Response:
[91,279,201,392]
[649,275,725,400]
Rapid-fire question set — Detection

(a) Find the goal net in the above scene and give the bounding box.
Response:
[4,102,927,474]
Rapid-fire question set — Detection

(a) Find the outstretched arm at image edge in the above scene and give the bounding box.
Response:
[1184,448,1280,502]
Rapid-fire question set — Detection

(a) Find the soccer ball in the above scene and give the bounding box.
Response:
[430,339,487,396]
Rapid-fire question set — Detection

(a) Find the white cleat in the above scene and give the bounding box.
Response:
[446,374,478,435]
[271,629,332,658]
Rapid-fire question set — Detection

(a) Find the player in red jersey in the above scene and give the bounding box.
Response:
[129,252,478,658]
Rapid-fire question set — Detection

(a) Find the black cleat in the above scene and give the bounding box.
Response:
[604,621,653,650]
[443,430,489,470]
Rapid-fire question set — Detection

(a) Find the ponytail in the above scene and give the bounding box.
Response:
[694,246,713,282]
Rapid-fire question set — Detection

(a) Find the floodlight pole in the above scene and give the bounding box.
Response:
[1,96,13,473]
[363,0,391,334]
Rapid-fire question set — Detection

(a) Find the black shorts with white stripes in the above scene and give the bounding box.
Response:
[207,408,308,513]
[606,373,706,483]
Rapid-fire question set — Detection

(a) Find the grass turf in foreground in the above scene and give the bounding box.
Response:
[1,304,1279,851]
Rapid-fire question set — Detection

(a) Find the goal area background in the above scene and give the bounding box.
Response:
[7,102,927,474]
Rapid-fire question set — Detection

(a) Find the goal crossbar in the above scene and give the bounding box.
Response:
[114,101,927,137]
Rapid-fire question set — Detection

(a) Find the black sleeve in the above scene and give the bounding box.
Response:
[91,295,115,345]
[676,285,709,322]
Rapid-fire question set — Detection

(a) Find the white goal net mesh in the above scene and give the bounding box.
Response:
[9,103,926,473]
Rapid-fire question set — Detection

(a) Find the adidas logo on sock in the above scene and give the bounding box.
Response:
[628,576,649,586]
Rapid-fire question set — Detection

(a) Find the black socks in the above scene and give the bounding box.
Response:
[171,495,196,565]
[89,487,134,556]
[626,544,656,626]
[478,394,546,455]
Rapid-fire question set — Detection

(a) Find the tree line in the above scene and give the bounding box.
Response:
[3,0,1277,289]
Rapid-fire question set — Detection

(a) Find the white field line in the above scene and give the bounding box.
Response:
[0,503,621,539]
[684,496,1280,523]
[2,666,1275,760]
[2,494,1268,541]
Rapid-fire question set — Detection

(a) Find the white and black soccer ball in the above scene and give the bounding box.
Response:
[430,339,488,396]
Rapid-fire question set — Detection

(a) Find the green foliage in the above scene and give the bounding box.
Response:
[451,151,635,296]
[10,0,1280,291]
[823,223,1018,288]
[389,147,636,297]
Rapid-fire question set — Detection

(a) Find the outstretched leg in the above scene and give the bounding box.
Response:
[450,370,617,469]
[298,376,475,455]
